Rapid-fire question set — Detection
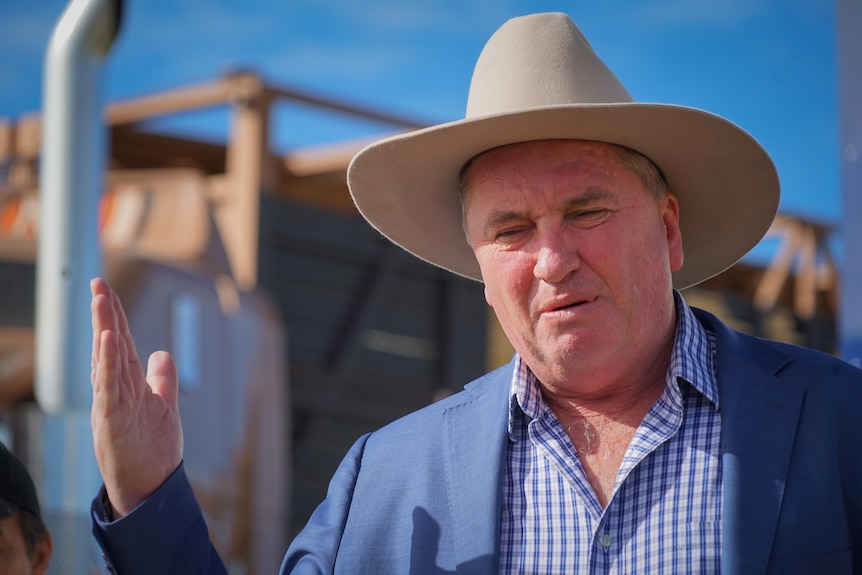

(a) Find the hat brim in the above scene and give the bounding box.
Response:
[348,103,779,289]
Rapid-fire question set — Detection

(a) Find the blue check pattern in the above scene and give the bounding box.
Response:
[500,291,722,574]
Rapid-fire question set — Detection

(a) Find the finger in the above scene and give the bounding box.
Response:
[146,351,179,410]
[90,278,111,372]
[93,328,120,413]
[103,286,134,386]
[108,284,141,368]
[91,278,126,375]
[92,286,140,400]
[91,293,101,376]
[91,292,115,385]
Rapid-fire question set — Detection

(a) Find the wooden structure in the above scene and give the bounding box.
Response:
[0,72,489,539]
[0,73,842,543]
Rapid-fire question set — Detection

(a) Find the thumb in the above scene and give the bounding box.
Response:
[146,351,179,409]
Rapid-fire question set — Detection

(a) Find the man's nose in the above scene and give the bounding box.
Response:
[533,231,579,283]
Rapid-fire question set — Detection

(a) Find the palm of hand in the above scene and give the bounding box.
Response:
[90,278,184,517]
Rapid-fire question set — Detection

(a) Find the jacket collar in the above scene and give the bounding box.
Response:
[442,361,513,570]
[693,308,804,575]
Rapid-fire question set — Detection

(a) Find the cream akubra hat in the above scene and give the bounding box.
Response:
[347,12,780,289]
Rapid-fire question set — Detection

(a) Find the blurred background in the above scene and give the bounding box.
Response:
[0,1,858,573]
[1,0,843,221]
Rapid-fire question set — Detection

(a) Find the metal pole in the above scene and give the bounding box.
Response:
[838,0,862,367]
[35,0,122,412]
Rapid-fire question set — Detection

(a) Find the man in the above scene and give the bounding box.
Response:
[90,12,862,574]
[0,443,52,575]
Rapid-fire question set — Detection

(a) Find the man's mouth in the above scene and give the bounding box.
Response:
[545,297,594,314]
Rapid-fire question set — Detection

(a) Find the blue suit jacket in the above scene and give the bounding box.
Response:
[93,309,862,574]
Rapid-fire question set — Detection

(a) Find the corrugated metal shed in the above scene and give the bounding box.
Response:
[258,194,488,529]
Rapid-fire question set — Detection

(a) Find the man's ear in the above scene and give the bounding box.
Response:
[30,528,52,575]
[663,194,684,272]
[484,284,500,311]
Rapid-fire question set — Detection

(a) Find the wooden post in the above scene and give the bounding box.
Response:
[221,72,276,291]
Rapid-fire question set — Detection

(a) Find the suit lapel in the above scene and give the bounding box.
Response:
[441,362,512,572]
[696,311,806,575]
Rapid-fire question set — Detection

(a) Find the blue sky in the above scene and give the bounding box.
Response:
[1,0,839,227]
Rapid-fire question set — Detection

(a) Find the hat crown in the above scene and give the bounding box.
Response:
[466,12,633,119]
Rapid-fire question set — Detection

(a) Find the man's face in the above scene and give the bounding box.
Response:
[0,514,50,575]
[463,140,683,395]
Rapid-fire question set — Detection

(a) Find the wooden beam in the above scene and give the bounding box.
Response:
[751,214,838,319]
[111,128,227,173]
[795,224,817,318]
[105,79,235,125]
[754,218,801,311]
[12,115,41,161]
[0,326,33,348]
[0,333,35,405]
[281,140,368,177]
[267,83,429,130]
[0,238,37,263]
[0,119,11,161]
[220,72,275,291]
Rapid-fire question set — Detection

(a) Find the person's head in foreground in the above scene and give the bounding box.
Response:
[0,443,52,575]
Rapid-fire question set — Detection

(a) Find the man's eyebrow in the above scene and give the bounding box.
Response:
[484,209,527,230]
[562,187,613,208]
[484,187,612,225]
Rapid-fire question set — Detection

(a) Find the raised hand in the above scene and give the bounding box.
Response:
[90,277,184,518]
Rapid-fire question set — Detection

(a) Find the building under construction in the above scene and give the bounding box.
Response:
[0,72,841,572]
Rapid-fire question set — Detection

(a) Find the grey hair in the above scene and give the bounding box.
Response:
[613,145,669,202]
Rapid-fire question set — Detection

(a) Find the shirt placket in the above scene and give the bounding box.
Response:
[586,382,687,574]
[586,507,617,575]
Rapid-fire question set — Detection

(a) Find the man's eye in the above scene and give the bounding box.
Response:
[576,209,605,217]
[494,227,526,241]
[571,209,610,226]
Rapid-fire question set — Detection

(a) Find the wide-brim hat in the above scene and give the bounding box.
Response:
[347,12,780,289]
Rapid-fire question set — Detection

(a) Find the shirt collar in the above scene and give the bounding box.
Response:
[507,290,719,440]
[668,289,719,408]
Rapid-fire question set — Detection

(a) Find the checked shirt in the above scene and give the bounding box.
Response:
[499,292,722,574]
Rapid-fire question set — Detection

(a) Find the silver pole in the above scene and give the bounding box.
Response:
[838,0,862,367]
[35,0,122,413]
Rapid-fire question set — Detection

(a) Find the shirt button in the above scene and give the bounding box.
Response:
[598,534,613,549]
